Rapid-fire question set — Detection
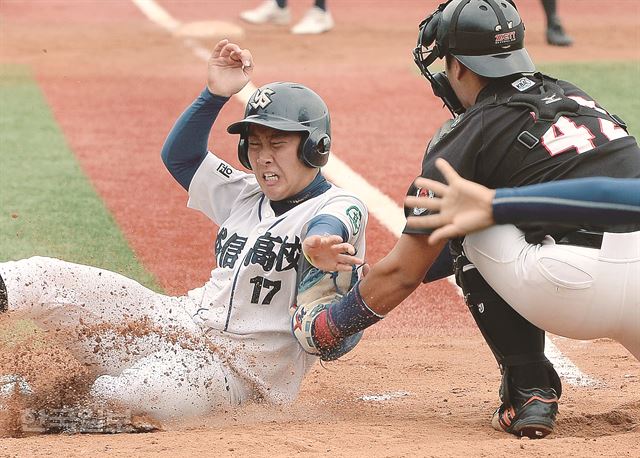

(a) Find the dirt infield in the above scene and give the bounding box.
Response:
[1,0,639,456]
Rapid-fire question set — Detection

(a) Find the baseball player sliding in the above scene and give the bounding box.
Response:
[0,39,367,425]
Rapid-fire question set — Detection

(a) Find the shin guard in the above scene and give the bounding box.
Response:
[454,254,562,403]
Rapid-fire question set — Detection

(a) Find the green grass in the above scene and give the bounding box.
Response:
[0,65,160,291]
[537,61,640,139]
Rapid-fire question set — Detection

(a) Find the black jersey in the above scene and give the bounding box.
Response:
[405,73,640,237]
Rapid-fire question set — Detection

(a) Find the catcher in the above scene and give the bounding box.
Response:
[0,39,367,425]
[294,0,640,439]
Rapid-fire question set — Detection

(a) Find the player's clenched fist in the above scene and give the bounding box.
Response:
[207,39,253,97]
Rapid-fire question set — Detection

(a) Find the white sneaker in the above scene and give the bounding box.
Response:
[240,0,290,25]
[291,7,334,34]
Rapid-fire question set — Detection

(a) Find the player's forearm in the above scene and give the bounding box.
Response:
[356,252,426,315]
[494,178,640,227]
[161,88,229,190]
[313,235,440,348]
[313,257,427,349]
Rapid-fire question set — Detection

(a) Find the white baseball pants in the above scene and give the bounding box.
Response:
[0,257,251,421]
[463,226,640,360]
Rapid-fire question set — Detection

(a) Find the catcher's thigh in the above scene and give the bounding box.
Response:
[463,226,640,360]
[90,345,251,421]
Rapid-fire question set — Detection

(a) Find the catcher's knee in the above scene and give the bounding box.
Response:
[454,253,562,398]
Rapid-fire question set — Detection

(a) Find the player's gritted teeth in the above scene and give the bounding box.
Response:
[246,127,317,201]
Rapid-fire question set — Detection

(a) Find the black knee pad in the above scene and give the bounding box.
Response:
[455,256,545,360]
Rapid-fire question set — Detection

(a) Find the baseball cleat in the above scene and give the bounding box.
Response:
[291,7,334,35]
[491,386,558,439]
[546,20,573,47]
[240,0,290,25]
[0,272,7,313]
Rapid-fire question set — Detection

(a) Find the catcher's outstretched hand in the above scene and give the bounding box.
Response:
[405,158,496,244]
[207,39,253,98]
[302,235,363,272]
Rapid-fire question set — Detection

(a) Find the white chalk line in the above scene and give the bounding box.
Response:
[131,0,180,31]
[359,391,411,402]
[131,0,599,388]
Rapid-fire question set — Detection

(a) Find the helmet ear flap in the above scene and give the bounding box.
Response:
[429,71,465,116]
[300,130,331,168]
[238,130,252,169]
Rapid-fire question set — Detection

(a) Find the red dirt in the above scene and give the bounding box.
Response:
[1,0,638,455]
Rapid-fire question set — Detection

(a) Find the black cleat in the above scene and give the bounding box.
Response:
[546,20,573,47]
[0,272,7,313]
[492,386,558,439]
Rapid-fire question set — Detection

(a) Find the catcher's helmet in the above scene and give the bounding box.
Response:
[227,82,331,169]
[414,0,535,79]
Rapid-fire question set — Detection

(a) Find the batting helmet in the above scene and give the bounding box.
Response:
[414,0,535,79]
[227,82,331,169]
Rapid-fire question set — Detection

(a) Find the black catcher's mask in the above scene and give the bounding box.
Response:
[413,0,534,116]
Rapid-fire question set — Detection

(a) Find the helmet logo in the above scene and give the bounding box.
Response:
[249,88,275,109]
[495,31,516,45]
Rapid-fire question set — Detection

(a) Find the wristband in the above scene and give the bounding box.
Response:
[325,281,384,338]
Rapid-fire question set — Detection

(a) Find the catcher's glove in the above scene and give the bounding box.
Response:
[291,266,362,361]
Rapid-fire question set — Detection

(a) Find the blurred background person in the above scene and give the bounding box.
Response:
[541,0,573,46]
[240,0,333,35]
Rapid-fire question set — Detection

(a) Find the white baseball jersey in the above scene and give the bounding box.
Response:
[185,153,368,402]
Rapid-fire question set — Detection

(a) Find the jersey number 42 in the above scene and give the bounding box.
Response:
[541,96,628,156]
